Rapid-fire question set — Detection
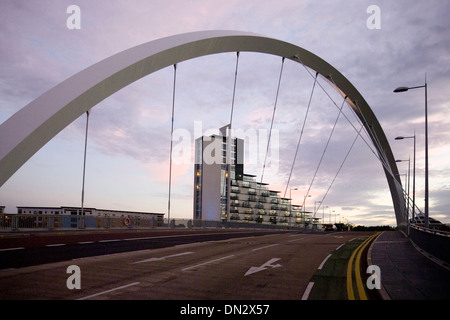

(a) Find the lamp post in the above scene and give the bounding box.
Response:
[394,80,428,228]
[395,135,416,223]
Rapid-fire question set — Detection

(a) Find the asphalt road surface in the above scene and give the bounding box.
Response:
[0,230,371,300]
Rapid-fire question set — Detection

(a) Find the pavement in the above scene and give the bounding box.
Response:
[370,230,450,300]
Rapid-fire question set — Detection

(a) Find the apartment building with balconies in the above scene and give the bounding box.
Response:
[193,125,311,227]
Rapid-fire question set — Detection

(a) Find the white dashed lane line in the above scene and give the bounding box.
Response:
[76,282,141,300]
[0,247,25,252]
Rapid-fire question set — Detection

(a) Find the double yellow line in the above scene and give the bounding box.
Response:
[346,232,381,300]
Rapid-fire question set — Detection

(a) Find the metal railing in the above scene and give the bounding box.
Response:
[409,224,450,265]
[0,214,163,231]
[165,217,324,231]
[410,223,450,237]
[0,214,323,232]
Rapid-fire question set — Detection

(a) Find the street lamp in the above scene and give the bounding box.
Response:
[395,135,416,223]
[394,80,428,228]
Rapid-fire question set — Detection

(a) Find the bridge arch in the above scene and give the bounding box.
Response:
[0,30,406,227]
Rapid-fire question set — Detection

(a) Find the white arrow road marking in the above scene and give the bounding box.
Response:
[244,258,282,276]
[132,251,194,264]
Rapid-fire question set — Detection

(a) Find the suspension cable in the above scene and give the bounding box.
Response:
[229,52,240,129]
[167,63,177,226]
[303,96,347,204]
[301,65,380,165]
[302,65,404,204]
[260,57,285,184]
[295,63,387,219]
[222,52,240,221]
[80,109,90,220]
[283,71,319,198]
[314,125,363,217]
[285,62,401,221]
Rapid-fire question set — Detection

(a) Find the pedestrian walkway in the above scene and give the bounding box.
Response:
[370,230,450,300]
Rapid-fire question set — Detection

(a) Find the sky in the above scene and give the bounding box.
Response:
[0,0,449,226]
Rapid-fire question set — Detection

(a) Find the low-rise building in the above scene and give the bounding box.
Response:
[16,206,164,228]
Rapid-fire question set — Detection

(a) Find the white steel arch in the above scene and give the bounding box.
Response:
[0,30,406,227]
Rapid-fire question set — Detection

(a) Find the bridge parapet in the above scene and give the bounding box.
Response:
[409,224,450,266]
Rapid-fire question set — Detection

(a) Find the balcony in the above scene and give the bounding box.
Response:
[255,202,264,209]
[241,201,251,208]
[230,209,239,214]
